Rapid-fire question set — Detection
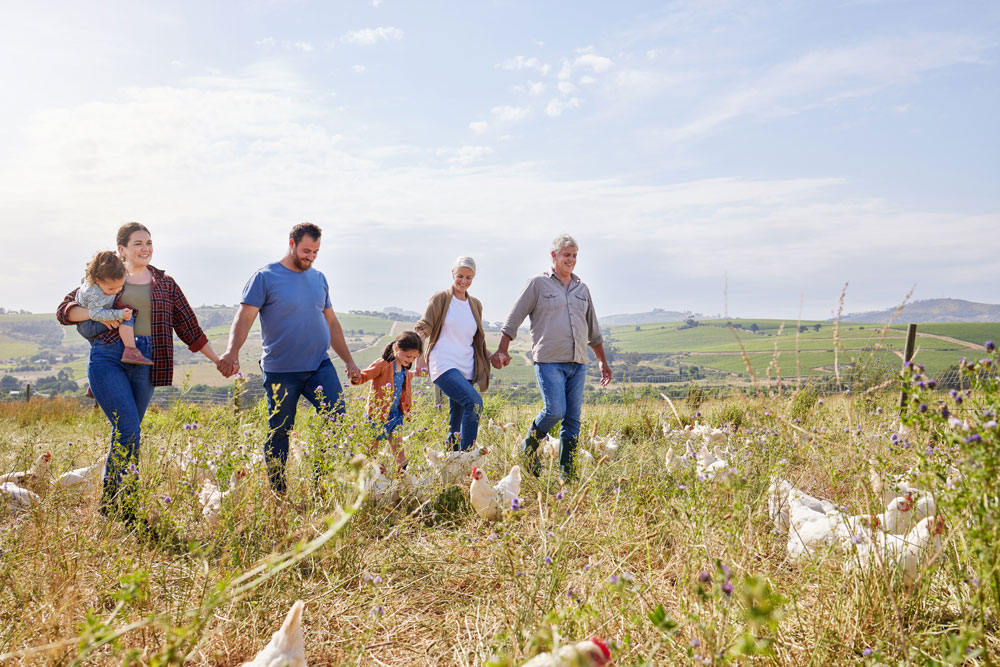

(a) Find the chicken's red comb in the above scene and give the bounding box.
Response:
[471,466,479,475]
[590,636,611,660]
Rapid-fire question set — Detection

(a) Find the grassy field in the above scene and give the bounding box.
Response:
[1,363,998,665]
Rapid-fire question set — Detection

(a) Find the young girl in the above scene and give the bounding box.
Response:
[352,330,423,471]
[77,251,154,365]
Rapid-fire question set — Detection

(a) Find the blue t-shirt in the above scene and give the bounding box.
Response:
[241,262,333,373]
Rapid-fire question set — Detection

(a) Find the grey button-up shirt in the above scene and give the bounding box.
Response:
[501,269,603,364]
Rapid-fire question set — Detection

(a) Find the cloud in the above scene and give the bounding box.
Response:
[469,121,489,134]
[573,53,614,73]
[2,70,997,320]
[557,81,578,95]
[353,64,366,73]
[341,26,404,46]
[545,97,581,116]
[663,33,990,143]
[436,145,494,165]
[491,105,530,122]
[255,37,315,53]
[498,56,551,75]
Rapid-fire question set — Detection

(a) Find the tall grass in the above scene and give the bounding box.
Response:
[0,369,997,665]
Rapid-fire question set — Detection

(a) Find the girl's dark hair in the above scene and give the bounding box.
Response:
[381,330,423,368]
[117,222,150,254]
[86,251,126,285]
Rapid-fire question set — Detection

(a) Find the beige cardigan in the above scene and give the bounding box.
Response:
[415,289,491,391]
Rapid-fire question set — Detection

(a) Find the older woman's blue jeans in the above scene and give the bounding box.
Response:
[523,362,587,476]
[88,335,154,515]
[433,368,482,451]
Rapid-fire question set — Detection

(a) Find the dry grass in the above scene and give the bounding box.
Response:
[0,390,997,665]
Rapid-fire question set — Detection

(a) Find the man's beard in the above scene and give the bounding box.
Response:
[293,255,312,271]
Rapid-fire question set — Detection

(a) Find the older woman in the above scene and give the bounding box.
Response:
[415,256,491,451]
[56,222,223,524]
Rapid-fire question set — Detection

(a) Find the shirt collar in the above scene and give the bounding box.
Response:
[544,267,579,284]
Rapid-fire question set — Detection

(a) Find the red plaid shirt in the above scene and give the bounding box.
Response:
[56,265,209,387]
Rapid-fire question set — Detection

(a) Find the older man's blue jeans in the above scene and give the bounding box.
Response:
[263,358,345,492]
[523,361,587,477]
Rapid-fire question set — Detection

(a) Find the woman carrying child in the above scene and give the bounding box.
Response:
[76,251,154,365]
[55,222,224,524]
[352,331,423,471]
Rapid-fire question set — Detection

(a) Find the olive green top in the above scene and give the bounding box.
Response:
[121,282,152,336]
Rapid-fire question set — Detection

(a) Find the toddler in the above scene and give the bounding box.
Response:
[77,251,153,366]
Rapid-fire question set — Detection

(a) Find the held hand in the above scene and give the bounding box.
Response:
[490,350,511,369]
[104,319,121,330]
[121,307,133,321]
[217,352,240,378]
[599,361,612,387]
[345,361,361,383]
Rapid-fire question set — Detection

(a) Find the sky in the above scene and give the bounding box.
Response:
[0,0,997,323]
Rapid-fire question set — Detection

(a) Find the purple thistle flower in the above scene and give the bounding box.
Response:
[942,406,951,419]
[544,556,553,565]
[851,535,863,545]
[690,637,700,648]
[556,491,564,500]
[986,340,995,352]
[966,434,982,444]
[699,571,712,583]
[918,404,928,413]
[609,575,619,584]
[985,420,997,430]
[722,582,733,596]
[862,648,873,657]
[511,498,520,511]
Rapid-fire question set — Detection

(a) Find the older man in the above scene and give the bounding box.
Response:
[218,222,361,493]
[491,234,612,479]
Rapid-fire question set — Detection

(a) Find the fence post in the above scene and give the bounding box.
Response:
[898,323,918,411]
[25,384,31,402]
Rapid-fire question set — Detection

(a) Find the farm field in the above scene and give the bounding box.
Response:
[1,349,998,665]
[609,319,1000,381]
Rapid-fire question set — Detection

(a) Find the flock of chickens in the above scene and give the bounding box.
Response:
[2,411,954,665]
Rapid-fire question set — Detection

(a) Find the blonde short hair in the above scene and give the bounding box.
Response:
[451,256,477,274]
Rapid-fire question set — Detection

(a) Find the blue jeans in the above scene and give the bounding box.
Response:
[88,335,155,511]
[262,357,345,491]
[526,362,587,474]
[434,368,482,451]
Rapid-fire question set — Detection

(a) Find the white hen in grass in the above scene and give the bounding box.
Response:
[56,454,106,492]
[242,599,307,667]
[847,515,946,586]
[426,446,490,485]
[520,636,612,666]
[0,451,52,494]
[199,468,247,524]
[2,482,40,513]
[469,466,502,521]
[768,478,838,535]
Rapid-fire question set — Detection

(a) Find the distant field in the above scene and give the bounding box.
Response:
[2,313,997,388]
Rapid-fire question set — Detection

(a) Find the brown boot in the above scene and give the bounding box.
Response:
[121,347,154,366]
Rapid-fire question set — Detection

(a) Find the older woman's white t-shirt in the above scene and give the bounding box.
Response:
[429,295,477,382]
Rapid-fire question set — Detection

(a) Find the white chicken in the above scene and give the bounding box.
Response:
[578,449,595,466]
[541,436,560,458]
[847,515,946,586]
[242,599,307,667]
[596,434,621,460]
[786,501,855,560]
[469,466,502,521]
[2,482,41,513]
[874,495,916,535]
[55,454,107,492]
[426,446,490,485]
[869,463,924,508]
[520,637,612,667]
[199,468,247,524]
[494,465,521,507]
[0,451,52,494]
[767,478,838,535]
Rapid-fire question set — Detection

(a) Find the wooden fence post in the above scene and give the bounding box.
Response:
[25,384,31,402]
[898,323,918,411]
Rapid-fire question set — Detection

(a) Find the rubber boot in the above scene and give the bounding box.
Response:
[521,427,543,477]
[558,435,578,482]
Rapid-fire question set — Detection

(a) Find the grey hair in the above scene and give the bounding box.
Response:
[551,233,579,254]
[451,255,477,274]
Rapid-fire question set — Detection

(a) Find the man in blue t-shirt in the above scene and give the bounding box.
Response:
[219,223,361,493]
